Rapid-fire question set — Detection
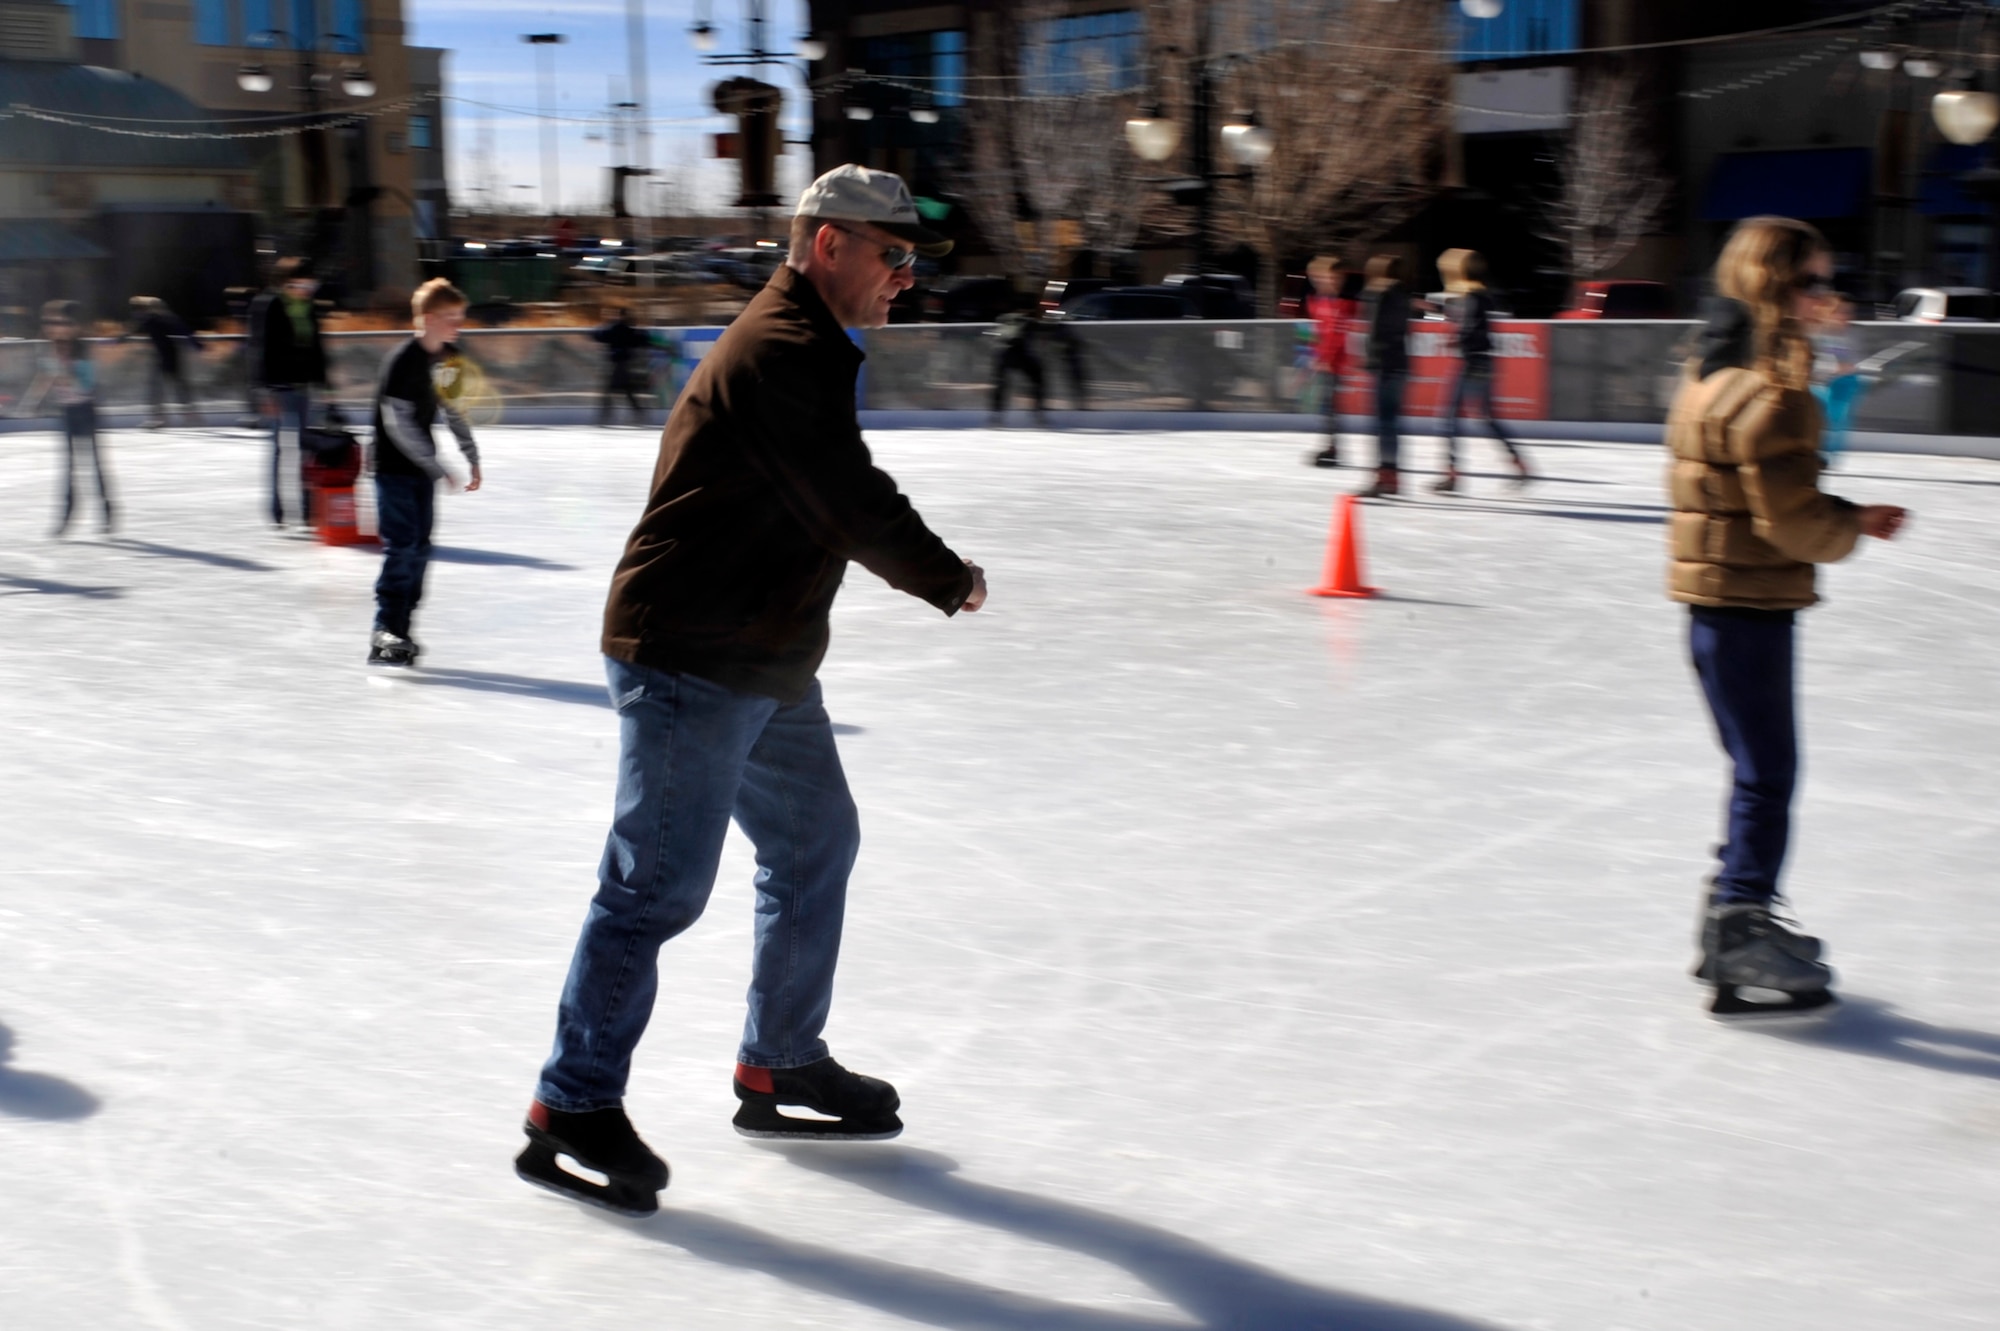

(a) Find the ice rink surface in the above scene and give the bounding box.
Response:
[2,423,1997,1331]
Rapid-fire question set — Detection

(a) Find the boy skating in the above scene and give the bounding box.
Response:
[518,166,986,1217]
[367,279,483,669]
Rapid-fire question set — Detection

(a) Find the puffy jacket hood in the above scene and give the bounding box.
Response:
[1697,296,1755,379]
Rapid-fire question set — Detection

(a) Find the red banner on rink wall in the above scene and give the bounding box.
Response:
[1336,321,1551,419]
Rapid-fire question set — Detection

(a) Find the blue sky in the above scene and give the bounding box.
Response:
[406,0,814,220]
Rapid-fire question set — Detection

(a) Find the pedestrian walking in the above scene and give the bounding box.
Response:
[590,307,652,426]
[249,258,328,529]
[1306,256,1359,468]
[365,279,483,669]
[125,296,202,429]
[1432,249,1532,493]
[1667,215,1908,1021]
[1356,255,1413,498]
[518,164,986,1217]
[16,300,112,536]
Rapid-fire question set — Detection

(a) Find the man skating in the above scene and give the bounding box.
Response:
[519,165,988,1217]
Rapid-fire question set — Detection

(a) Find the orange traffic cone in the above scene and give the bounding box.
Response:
[1309,494,1380,599]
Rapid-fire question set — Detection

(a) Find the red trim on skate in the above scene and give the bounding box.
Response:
[735,1063,774,1094]
[528,1101,551,1130]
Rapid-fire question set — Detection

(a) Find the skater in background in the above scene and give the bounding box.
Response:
[15,300,113,536]
[366,279,483,669]
[1667,215,1907,1021]
[520,165,986,1217]
[989,298,1050,426]
[1809,293,1863,467]
[1306,257,1360,468]
[124,296,202,430]
[250,259,328,529]
[1356,254,1412,498]
[590,307,653,426]
[1433,249,1533,493]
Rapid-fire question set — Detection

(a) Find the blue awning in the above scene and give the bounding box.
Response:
[1919,142,1993,215]
[1699,149,1872,222]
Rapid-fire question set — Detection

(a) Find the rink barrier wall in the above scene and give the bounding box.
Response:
[2,319,1997,459]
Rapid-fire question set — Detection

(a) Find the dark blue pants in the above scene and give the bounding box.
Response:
[373,473,435,638]
[1375,371,1407,470]
[1689,606,1798,904]
[1442,360,1523,468]
[270,387,312,525]
[56,403,111,532]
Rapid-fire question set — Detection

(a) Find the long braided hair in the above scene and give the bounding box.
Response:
[1713,216,1828,391]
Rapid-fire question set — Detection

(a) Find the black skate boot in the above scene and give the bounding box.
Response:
[515,1101,669,1216]
[732,1056,903,1140]
[1310,444,1341,468]
[366,629,419,669]
[1697,902,1838,1022]
[1690,894,1821,979]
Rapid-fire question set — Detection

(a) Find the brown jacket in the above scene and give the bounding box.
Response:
[602,265,973,702]
[1665,364,1861,610]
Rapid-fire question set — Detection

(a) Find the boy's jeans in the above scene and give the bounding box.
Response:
[1689,606,1798,904]
[269,387,312,525]
[373,473,435,638]
[535,659,860,1112]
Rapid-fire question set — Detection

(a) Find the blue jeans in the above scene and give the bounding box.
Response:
[536,659,861,1111]
[1442,359,1523,468]
[1689,606,1798,904]
[1375,371,1406,471]
[373,473,435,637]
[269,387,312,524]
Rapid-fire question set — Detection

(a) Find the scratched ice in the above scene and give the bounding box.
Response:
[2,424,1997,1330]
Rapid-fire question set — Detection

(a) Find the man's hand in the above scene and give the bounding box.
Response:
[1858,505,1906,540]
[465,463,483,493]
[961,560,987,612]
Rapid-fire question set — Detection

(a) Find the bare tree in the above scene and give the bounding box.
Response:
[1539,66,1671,287]
[1192,0,1448,314]
[952,0,1154,293]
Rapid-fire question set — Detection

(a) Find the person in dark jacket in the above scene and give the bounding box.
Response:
[125,296,202,429]
[249,258,329,528]
[1357,254,1413,498]
[519,165,987,1217]
[590,306,653,426]
[1433,249,1532,494]
[1666,215,1906,1020]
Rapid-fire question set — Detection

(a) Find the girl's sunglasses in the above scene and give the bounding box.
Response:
[1795,273,1835,294]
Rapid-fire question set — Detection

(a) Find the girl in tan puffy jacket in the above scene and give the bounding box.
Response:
[1667,216,1906,1021]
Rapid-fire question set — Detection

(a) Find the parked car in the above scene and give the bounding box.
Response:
[1893,287,1993,322]
[1040,277,1116,314]
[1557,280,1676,319]
[926,276,1021,323]
[1054,287,1200,321]
[1160,272,1257,319]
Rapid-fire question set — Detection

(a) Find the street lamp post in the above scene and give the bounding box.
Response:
[523,34,566,222]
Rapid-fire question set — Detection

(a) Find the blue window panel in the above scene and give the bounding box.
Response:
[932,30,966,107]
[1452,0,1579,62]
[59,0,120,40]
[331,0,364,52]
[194,0,234,45]
[1025,9,1142,96]
[408,113,434,150]
[242,0,275,43]
[289,0,317,48]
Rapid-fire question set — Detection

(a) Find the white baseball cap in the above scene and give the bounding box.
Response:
[795,164,952,257]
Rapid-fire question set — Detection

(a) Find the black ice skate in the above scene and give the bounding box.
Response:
[732,1056,903,1141]
[1690,894,1821,980]
[514,1101,669,1216]
[366,629,419,669]
[1697,902,1838,1023]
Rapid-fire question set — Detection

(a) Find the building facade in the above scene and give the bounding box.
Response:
[27,0,437,302]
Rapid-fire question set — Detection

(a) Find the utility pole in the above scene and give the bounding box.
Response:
[626,0,654,257]
[523,33,566,222]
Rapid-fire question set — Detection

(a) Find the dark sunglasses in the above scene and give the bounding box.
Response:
[1795,273,1835,294]
[826,222,917,271]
